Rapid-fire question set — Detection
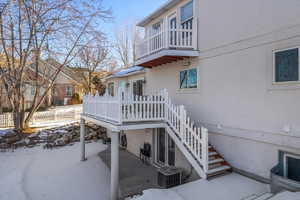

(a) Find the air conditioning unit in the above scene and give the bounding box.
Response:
[157,167,182,188]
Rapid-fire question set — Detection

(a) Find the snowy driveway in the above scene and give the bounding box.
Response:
[0,142,110,200]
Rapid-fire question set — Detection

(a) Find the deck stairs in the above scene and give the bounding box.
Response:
[164,112,232,179]
[83,88,232,179]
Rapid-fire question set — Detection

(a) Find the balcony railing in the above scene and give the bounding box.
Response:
[136,21,198,60]
[83,88,209,175]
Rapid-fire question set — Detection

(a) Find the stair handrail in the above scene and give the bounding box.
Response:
[161,89,209,173]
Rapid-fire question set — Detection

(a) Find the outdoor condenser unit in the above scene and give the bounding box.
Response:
[157,167,182,188]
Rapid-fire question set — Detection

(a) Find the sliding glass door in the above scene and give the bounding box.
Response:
[156,128,175,166]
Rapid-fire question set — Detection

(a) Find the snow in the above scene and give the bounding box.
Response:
[0,129,13,135]
[269,191,300,200]
[0,142,110,200]
[133,173,270,200]
[31,120,79,130]
[132,189,185,200]
[111,66,144,78]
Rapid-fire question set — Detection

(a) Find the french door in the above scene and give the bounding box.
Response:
[168,14,177,46]
[156,128,175,166]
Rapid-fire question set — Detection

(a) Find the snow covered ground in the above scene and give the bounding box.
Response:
[1,139,300,200]
[0,142,110,200]
[133,173,300,200]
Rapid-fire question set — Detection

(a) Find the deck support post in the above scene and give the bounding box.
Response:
[110,130,120,200]
[80,118,86,161]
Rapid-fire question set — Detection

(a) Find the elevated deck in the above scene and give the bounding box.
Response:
[82,89,232,181]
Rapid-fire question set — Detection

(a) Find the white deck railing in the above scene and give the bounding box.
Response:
[83,89,208,173]
[136,20,197,60]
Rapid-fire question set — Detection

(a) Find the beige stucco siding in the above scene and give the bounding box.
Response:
[198,0,300,51]
[125,129,152,158]
[141,0,300,179]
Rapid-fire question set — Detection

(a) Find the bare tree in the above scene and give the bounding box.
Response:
[114,23,142,68]
[75,38,109,94]
[0,0,111,130]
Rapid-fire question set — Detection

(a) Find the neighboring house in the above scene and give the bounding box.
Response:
[71,67,112,95]
[0,59,84,111]
[81,0,300,199]
[45,59,83,106]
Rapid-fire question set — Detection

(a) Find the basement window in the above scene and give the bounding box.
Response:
[284,153,300,182]
[274,48,299,83]
[180,68,198,89]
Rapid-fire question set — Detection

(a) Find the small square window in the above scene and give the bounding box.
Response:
[180,68,198,89]
[275,48,299,83]
[283,153,300,182]
[65,86,73,96]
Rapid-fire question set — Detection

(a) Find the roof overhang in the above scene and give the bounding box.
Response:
[105,70,145,81]
[137,0,182,27]
[135,49,199,68]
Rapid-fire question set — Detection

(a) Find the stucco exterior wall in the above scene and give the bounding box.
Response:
[105,72,145,95]
[141,0,300,179]
[125,129,152,158]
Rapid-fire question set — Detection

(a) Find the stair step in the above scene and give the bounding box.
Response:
[207,165,231,175]
[209,158,224,165]
[209,152,218,156]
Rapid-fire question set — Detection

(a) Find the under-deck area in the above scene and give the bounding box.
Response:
[80,89,214,200]
[99,147,162,199]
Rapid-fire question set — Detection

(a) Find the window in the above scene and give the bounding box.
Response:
[284,153,300,182]
[132,80,144,96]
[108,82,114,96]
[151,21,162,36]
[31,86,36,95]
[181,0,193,23]
[180,68,198,89]
[40,87,45,95]
[274,48,299,83]
[65,86,73,96]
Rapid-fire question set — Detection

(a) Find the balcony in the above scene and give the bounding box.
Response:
[135,20,199,67]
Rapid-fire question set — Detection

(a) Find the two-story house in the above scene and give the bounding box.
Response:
[81,0,300,199]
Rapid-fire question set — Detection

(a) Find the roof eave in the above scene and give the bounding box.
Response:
[105,70,145,81]
[137,0,182,27]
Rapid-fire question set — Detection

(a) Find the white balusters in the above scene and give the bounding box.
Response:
[83,88,209,173]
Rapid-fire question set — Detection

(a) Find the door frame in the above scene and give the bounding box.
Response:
[129,78,145,96]
[168,12,177,29]
[154,128,175,167]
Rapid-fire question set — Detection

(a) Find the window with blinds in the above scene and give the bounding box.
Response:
[133,80,144,96]
[180,68,198,89]
[274,48,299,83]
